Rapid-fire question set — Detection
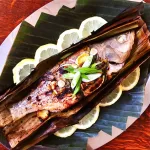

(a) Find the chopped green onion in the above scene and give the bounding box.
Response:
[63,62,103,95]
[71,71,81,89]
[81,74,89,80]
[91,62,102,68]
[82,56,93,67]
[73,77,82,95]
[64,66,76,73]
[82,73,102,82]
[63,73,75,79]
[78,67,102,74]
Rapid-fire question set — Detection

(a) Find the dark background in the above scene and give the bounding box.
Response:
[0,0,149,150]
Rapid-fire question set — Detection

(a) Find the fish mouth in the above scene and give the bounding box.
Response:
[0,3,150,150]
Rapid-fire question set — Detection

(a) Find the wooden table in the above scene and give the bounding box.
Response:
[0,0,149,150]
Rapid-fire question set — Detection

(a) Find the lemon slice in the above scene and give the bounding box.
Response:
[79,16,107,39]
[57,29,80,51]
[75,106,100,129]
[55,106,100,137]
[121,67,140,91]
[99,85,122,107]
[13,59,35,84]
[34,44,58,66]
[54,125,77,138]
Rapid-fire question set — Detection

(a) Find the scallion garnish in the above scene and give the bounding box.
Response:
[71,71,81,89]
[82,73,102,82]
[91,62,102,68]
[73,77,82,95]
[63,59,103,95]
[64,66,76,73]
[82,55,93,67]
[63,73,75,79]
[81,74,89,80]
[78,67,102,74]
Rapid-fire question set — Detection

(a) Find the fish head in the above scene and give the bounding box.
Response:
[90,31,135,64]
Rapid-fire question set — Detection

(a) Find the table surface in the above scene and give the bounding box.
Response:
[0,0,150,150]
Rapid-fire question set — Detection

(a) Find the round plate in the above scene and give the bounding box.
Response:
[0,0,149,150]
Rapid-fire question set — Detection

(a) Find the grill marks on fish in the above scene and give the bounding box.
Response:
[9,48,90,121]
[9,78,80,121]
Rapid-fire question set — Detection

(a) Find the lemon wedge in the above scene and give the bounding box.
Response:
[79,16,107,39]
[75,106,100,129]
[13,59,35,84]
[34,44,58,66]
[121,67,140,91]
[99,85,122,107]
[57,29,80,51]
[54,125,77,138]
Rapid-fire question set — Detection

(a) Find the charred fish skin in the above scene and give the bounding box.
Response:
[9,48,89,121]
[8,47,90,121]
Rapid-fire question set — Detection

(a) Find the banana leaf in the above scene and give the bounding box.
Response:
[35,7,95,31]
[0,0,150,150]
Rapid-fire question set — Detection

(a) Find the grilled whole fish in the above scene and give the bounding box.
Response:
[7,31,135,121]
